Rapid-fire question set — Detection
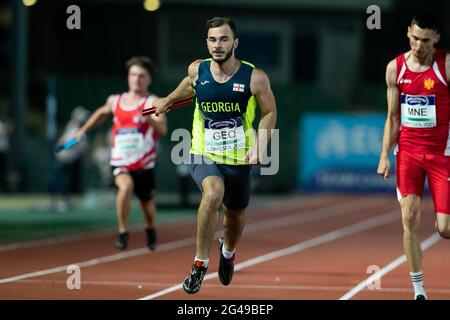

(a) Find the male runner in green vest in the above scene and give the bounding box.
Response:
[153,16,277,294]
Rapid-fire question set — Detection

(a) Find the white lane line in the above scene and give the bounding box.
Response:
[0,198,382,285]
[0,194,340,252]
[243,196,384,233]
[0,217,195,253]
[339,232,441,300]
[0,238,195,285]
[138,209,400,300]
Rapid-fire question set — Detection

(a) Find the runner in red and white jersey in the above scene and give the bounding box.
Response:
[75,56,167,251]
[395,48,450,154]
[377,14,450,300]
[110,92,158,170]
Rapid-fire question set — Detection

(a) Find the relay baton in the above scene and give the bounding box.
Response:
[141,98,193,116]
[53,136,82,154]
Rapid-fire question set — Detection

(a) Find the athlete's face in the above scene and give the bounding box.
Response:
[128,65,151,93]
[407,24,440,60]
[206,25,238,64]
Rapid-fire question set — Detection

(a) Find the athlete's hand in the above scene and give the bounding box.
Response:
[152,97,173,117]
[377,155,391,180]
[73,130,85,142]
[245,146,260,165]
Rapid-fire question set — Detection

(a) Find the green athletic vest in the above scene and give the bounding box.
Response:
[190,59,257,165]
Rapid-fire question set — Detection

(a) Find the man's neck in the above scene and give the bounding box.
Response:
[211,57,240,76]
[127,90,148,100]
[409,48,435,67]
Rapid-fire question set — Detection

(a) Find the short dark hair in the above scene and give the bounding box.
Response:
[126,56,158,76]
[411,13,441,34]
[206,16,237,38]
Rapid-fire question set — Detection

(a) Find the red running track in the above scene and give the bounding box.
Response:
[0,194,448,300]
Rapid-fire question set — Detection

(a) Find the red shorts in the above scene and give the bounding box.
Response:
[396,150,450,214]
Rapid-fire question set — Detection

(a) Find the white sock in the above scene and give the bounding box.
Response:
[222,246,235,259]
[410,271,427,298]
[194,256,209,268]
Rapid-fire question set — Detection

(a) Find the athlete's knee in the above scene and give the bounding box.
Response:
[436,224,450,239]
[201,191,223,210]
[201,180,224,209]
[435,212,450,239]
[402,213,420,232]
[400,197,421,231]
[224,208,245,221]
[401,208,420,232]
[140,198,155,209]
[438,230,450,239]
[201,178,224,209]
[117,182,133,197]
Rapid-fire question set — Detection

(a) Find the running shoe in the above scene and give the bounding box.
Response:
[115,232,129,250]
[183,261,208,294]
[218,237,235,286]
[145,228,157,251]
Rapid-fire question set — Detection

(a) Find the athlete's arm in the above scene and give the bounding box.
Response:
[153,60,200,116]
[446,53,450,82]
[246,68,277,164]
[148,113,168,136]
[377,59,401,180]
[74,95,114,140]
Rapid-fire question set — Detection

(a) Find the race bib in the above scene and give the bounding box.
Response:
[400,94,436,128]
[204,118,245,153]
[115,128,144,154]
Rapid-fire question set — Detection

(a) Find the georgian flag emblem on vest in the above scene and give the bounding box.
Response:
[233,83,245,92]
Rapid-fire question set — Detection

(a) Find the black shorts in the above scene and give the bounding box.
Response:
[190,155,252,210]
[111,167,155,202]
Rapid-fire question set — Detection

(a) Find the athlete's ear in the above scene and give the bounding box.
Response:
[434,32,441,44]
[148,73,153,86]
[407,26,411,37]
[233,38,239,50]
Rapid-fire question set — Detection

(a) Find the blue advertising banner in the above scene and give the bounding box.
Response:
[299,113,396,192]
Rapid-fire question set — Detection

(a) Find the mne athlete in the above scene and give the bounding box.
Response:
[377,13,450,300]
[152,16,277,294]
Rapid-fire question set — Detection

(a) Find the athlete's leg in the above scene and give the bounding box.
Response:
[396,151,427,298]
[221,164,251,252]
[427,154,450,239]
[114,172,134,233]
[195,176,224,260]
[436,214,450,239]
[183,157,224,294]
[400,194,427,299]
[222,207,245,252]
[216,207,245,287]
[400,195,422,272]
[140,199,157,250]
[139,200,156,229]
[133,169,157,230]
[130,168,158,250]
[217,164,252,286]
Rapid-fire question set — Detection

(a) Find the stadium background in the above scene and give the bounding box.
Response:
[0,0,448,195]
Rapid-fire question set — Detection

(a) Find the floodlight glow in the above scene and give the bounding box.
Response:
[143,0,160,12]
[23,0,37,7]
